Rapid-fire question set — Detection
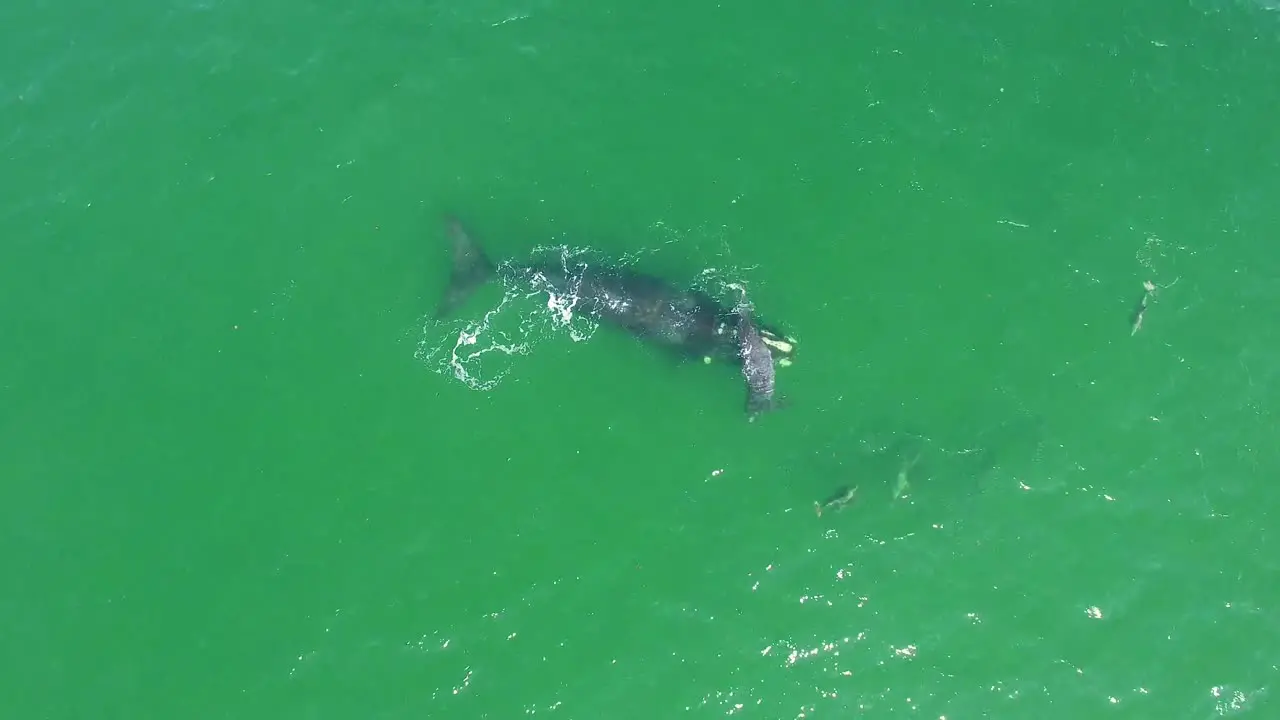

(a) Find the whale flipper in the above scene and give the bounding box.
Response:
[436,217,496,319]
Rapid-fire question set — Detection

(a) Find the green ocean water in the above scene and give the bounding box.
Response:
[3,0,1279,718]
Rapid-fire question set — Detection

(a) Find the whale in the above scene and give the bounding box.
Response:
[434,216,797,409]
[730,290,783,420]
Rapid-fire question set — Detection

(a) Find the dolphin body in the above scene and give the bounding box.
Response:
[434,217,796,411]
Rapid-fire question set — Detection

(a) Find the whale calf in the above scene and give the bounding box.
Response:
[731,289,783,420]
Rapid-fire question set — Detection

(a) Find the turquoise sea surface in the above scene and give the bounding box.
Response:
[3,1,1278,718]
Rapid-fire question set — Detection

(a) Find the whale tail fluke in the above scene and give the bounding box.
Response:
[436,216,496,319]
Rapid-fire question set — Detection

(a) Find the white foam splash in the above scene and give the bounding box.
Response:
[413,244,602,391]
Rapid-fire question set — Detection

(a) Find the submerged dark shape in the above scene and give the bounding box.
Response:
[434,216,797,390]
